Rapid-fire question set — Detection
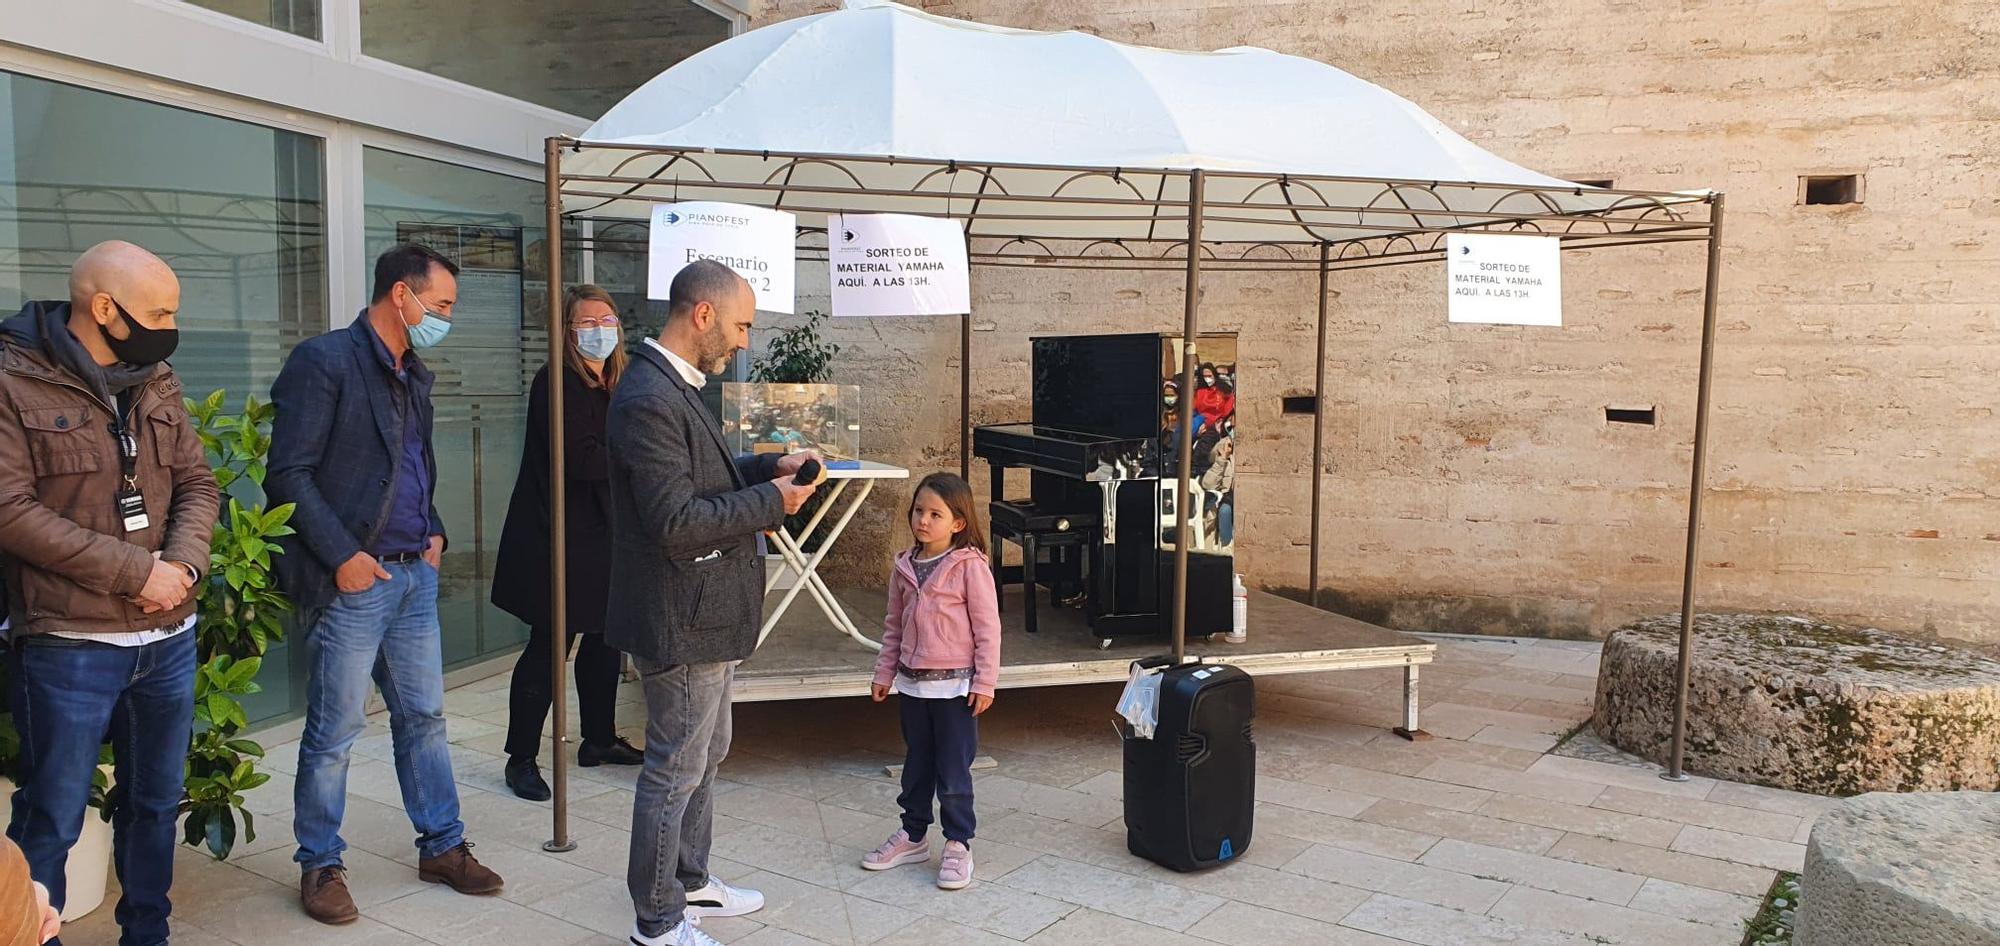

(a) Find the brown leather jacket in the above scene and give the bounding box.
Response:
[0,328,219,638]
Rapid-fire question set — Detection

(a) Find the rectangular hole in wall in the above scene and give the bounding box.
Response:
[1801,174,1862,205]
[1605,406,1657,426]
[1282,395,1318,415]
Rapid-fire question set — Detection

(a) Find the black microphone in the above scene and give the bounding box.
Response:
[792,457,823,486]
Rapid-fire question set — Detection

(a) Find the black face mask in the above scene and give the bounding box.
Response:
[106,298,179,366]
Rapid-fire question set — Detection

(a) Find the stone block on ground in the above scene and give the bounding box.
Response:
[1794,792,2000,946]
[1591,614,2000,794]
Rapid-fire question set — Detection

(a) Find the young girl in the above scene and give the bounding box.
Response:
[863,472,1001,890]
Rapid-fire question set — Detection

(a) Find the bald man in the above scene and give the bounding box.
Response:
[0,240,220,946]
[607,260,816,946]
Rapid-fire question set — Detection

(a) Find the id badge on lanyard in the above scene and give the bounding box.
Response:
[113,422,149,533]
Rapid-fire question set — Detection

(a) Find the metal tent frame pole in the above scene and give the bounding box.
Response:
[542,138,577,852]
[1664,192,1726,782]
[540,134,1724,825]
[1170,169,1206,662]
[960,225,974,480]
[1308,243,1330,608]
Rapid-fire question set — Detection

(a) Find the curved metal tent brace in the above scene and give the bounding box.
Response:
[1079,240,1140,258]
[535,138,1726,850]
[562,150,724,218]
[1051,170,1153,203]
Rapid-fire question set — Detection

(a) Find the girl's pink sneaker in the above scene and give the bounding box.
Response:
[861,830,930,871]
[936,841,974,890]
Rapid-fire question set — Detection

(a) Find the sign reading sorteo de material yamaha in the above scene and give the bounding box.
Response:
[1446,233,1562,327]
[828,213,971,318]
[648,201,796,314]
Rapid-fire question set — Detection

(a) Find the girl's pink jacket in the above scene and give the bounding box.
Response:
[872,546,1002,697]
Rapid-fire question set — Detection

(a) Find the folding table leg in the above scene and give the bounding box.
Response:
[761,528,856,647]
[757,478,881,651]
[1393,663,1432,741]
[765,480,851,593]
[815,479,882,649]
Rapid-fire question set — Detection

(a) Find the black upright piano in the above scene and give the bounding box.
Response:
[973,333,1235,642]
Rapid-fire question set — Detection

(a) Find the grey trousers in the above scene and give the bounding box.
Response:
[628,659,734,936]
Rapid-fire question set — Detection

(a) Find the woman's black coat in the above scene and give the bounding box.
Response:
[491,362,613,633]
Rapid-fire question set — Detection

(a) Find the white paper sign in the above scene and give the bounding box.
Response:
[648,201,796,314]
[828,213,971,317]
[1446,233,1562,327]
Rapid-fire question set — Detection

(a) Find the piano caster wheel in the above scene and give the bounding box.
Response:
[1098,638,1113,650]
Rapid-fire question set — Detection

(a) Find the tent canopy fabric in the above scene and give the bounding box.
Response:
[562,0,1707,257]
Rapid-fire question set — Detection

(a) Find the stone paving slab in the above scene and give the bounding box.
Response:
[56,637,1823,946]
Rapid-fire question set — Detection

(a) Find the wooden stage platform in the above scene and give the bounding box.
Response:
[739,585,1436,733]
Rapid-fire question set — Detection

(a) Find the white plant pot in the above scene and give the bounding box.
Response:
[1,772,114,921]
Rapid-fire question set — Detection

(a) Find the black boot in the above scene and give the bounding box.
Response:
[506,756,551,801]
[577,736,644,767]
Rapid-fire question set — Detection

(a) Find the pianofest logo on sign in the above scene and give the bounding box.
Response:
[647,200,796,312]
[828,212,971,318]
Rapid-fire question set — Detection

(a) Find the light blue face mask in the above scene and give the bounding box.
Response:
[575,325,620,361]
[401,283,452,349]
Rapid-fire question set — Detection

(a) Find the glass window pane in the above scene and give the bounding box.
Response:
[363,147,582,670]
[361,0,731,118]
[182,0,322,40]
[0,70,328,726]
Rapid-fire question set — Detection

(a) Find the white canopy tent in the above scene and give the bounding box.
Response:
[535,0,1724,849]
[566,0,1697,245]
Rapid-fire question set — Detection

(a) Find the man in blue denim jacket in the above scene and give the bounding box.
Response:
[268,243,501,924]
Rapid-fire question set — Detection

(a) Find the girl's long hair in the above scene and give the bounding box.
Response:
[909,472,987,553]
[563,283,628,391]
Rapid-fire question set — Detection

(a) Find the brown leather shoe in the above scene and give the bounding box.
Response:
[418,841,504,895]
[301,866,359,924]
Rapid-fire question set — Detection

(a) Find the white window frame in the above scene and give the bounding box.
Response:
[0,0,744,327]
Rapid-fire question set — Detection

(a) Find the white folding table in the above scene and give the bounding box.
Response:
[758,460,909,651]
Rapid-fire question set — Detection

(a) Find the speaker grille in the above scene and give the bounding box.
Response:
[1175,733,1206,763]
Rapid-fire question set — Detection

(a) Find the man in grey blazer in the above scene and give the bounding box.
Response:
[605,260,816,946]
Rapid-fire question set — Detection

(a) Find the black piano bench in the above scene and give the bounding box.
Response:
[988,500,1097,634]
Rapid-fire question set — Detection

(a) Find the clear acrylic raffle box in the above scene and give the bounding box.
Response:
[722,382,862,460]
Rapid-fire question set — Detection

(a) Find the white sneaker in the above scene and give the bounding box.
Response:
[629,919,721,946]
[685,876,765,919]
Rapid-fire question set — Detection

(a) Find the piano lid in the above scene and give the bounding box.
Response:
[973,423,1159,481]
[975,423,1149,445]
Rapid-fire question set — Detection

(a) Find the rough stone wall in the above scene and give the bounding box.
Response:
[751,0,2000,642]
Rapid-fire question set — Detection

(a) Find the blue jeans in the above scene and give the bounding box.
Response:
[628,660,732,936]
[6,629,197,946]
[293,561,463,870]
[897,694,978,845]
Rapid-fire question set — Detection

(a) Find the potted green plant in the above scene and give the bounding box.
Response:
[750,309,842,385]
[0,390,288,918]
[181,390,293,860]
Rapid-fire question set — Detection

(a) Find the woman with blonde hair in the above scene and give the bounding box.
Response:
[491,284,641,800]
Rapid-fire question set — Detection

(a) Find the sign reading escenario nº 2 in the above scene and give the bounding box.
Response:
[1446,233,1561,327]
[829,213,970,318]
[648,201,796,314]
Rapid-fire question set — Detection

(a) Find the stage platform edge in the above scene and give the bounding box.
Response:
[734,585,1436,702]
